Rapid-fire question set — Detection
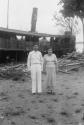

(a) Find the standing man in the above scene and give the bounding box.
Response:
[27,44,43,94]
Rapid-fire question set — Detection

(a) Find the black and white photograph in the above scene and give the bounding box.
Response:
[0,0,84,124]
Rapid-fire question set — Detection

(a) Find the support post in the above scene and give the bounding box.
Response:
[7,0,9,28]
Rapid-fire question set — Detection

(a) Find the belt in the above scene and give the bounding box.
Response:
[32,63,41,65]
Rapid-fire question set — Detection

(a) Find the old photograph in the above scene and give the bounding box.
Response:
[0,0,84,124]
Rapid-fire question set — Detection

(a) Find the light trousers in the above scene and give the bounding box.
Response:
[31,64,42,93]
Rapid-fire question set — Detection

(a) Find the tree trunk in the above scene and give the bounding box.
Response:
[71,27,73,35]
[81,18,84,52]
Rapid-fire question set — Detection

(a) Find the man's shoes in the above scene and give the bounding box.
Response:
[32,92,42,95]
[32,93,36,95]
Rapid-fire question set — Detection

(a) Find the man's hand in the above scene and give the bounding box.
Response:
[42,69,46,74]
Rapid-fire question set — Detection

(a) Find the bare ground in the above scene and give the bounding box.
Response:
[0,67,84,125]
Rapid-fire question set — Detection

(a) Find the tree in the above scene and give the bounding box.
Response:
[54,13,79,35]
[59,0,84,52]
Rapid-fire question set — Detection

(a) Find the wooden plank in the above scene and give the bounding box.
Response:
[58,69,71,74]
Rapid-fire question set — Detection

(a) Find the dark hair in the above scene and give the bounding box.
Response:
[47,47,52,51]
[33,44,39,47]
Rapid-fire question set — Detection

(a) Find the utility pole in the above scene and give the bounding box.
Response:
[7,0,9,29]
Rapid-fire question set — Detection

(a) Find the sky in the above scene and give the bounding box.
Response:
[0,0,61,34]
[0,0,83,52]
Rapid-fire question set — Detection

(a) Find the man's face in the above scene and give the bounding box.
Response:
[33,45,38,51]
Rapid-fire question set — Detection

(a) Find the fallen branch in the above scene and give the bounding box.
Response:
[58,69,71,74]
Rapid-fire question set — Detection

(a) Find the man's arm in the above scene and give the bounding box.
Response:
[40,52,43,71]
[27,52,31,71]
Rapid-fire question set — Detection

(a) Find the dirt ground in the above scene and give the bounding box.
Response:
[0,67,84,125]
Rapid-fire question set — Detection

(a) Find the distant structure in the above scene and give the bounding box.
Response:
[31,7,38,32]
[0,7,75,63]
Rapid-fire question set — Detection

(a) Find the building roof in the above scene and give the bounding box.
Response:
[0,27,59,37]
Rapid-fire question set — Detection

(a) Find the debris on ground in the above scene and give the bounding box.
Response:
[0,51,84,79]
[0,63,30,80]
[58,52,84,73]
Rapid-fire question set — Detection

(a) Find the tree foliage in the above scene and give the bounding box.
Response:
[58,0,84,52]
[59,0,84,18]
[54,13,79,34]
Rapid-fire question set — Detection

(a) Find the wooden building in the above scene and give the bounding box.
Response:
[0,27,76,63]
[0,27,56,63]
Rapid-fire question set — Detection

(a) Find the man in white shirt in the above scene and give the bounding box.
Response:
[27,44,43,94]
